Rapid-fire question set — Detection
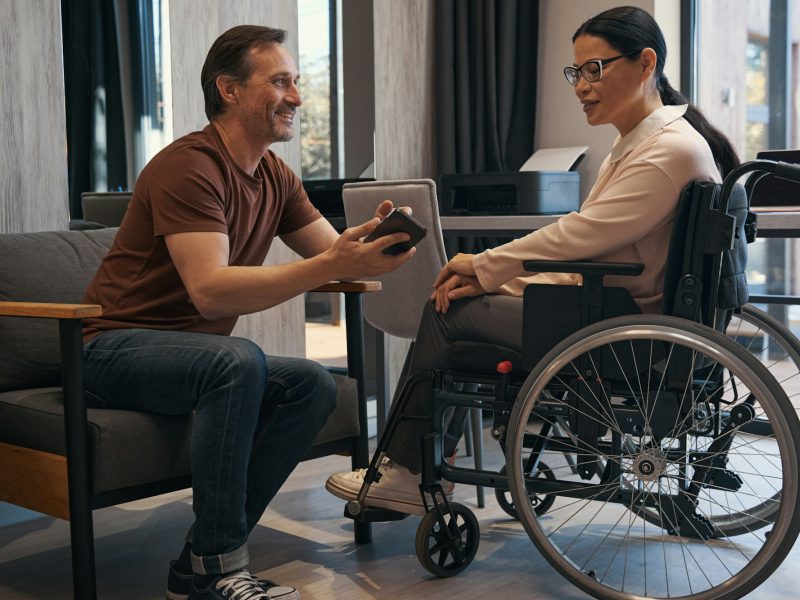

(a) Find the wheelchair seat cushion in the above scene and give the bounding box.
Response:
[447,341,526,376]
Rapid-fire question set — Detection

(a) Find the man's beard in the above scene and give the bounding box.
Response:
[266,108,295,143]
[246,110,294,144]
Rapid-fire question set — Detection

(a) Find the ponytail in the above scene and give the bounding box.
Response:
[575,6,741,178]
[657,75,740,178]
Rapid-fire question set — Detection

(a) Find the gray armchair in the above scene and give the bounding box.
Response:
[0,228,377,599]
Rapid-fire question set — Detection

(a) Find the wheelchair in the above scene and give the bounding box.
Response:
[341,160,800,600]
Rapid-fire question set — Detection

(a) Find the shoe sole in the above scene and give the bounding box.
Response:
[165,590,188,600]
[325,480,426,516]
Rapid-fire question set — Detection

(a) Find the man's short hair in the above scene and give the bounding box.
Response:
[201,25,287,121]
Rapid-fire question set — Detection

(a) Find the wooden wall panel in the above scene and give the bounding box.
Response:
[372,1,436,392]
[168,0,305,358]
[697,0,748,157]
[373,0,436,181]
[0,1,69,233]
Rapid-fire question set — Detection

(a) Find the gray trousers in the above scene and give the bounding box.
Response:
[386,294,523,471]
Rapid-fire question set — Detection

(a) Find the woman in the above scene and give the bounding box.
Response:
[326,5,739,515]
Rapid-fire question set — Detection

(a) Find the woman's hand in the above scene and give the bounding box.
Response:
[431,274,486,313]
[433,253,477,288]
[431,255,487,313]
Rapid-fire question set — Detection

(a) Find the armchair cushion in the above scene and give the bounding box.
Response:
[0,374,358,494]
[0,229,117,392]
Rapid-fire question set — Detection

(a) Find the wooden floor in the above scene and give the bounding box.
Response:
[0,429,798,600]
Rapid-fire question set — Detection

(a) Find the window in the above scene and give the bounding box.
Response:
[129,0,173,174]
[297,0,335,180]
[746,39,769,159]
[695,0,800,336]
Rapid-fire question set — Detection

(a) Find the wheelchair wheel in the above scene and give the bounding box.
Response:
[414,502,480,577]
[671,304,800,538]
[506,315,800,600]
[726,304,800,394]
[495,462,555,519]
[638,304,800,537]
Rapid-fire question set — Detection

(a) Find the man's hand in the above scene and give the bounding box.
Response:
[374,199,393,220]
[374,199,413,220]
[323,216,416,280]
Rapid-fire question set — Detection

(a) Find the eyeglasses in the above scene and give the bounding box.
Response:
[563,51,641,86]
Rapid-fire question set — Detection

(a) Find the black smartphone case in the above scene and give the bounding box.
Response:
[363,209,428,255]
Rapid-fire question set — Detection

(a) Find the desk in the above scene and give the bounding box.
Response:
[441,211,800,238]
[440,212,800,307]
[751,210,800,238]
[440,215,559,237]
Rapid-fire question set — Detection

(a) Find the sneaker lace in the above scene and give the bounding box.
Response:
[216,571,271,599]
[356,457,392,479]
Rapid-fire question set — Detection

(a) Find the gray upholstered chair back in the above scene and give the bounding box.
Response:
[0,228,117,391]
[343,179,447,339]
[81,192,132,227]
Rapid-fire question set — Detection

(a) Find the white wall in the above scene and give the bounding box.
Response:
[536,0,686,200]
[168,0,306,358]
[0,1,69,233]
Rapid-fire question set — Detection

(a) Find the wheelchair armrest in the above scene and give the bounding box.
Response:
[522,260,644,278]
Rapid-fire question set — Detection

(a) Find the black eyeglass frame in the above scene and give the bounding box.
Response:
[563,51,642,86]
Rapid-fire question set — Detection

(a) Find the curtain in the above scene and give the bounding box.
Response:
[435,0,539,255]
[61,0,128,219]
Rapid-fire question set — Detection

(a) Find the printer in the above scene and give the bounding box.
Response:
[303,178,375,230]
[438,146,586,216]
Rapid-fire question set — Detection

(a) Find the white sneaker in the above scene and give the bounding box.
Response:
[326,457,437,515]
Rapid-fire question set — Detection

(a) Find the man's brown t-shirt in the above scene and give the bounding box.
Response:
[82,124,321,340]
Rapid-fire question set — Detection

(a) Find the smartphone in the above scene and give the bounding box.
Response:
[363,208,427,256]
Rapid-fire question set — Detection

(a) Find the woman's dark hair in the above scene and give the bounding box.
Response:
[201,25,287,121]
[573,6,739,177]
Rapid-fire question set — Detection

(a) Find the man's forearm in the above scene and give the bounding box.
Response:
[191,253,335,320]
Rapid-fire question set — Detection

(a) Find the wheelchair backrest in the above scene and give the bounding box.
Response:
[521,178,753,384]
[661,180,752,332]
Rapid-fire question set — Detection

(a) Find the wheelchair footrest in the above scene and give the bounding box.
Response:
[344,505,409,523]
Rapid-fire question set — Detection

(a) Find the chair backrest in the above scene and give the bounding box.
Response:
[343,179,447,339]
[81,191,132,227]
[0,228,117,391]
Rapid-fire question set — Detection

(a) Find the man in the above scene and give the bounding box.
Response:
[81,25,413,600]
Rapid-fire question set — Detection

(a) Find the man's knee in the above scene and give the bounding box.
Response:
[207,338,268,396]
[299,360,337,417]
[269,357,336,416]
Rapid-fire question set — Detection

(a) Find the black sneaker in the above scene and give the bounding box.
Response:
[166,561,193,600]
[188,569,299,600]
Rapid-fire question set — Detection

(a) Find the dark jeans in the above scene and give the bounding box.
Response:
[386,295,523,471]
[83,329,336,574]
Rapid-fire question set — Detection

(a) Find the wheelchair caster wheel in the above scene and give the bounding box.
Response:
[415,502,479,577]
[495,462,555,519]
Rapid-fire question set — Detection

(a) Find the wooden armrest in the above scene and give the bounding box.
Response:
[311,281,382,293]
[0,301,102,319]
